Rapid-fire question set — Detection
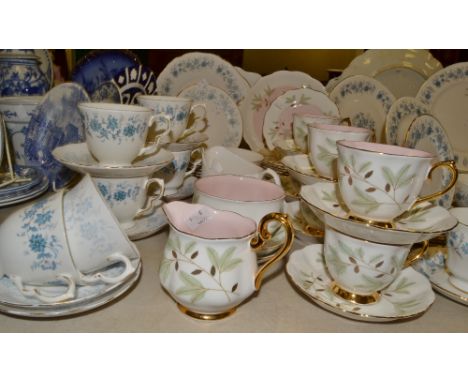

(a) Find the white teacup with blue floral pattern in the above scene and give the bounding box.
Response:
[447,208,468,293]
[156,143,203,195]
[324,227,426,303]
[136,95,207,143]
[0,182,139,303]
[93,175,165,229]
[0,95,42,166]
[79,102,166,166]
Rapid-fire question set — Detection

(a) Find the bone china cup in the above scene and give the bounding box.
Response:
[92,175,165,229]
[293,114,340,153]
[79,102,161,166]
[308,124,372,180]
[136,95,206,143]
[324,227,426,303]
[336,140,458,223]
[192,175,285,224]
[159,201,294,319]
[447,208,468,292]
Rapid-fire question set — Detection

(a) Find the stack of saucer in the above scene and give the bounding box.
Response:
[292,140,458,321]
[53,102,175,240]
[0,175,141,317]
[0,166,49,207]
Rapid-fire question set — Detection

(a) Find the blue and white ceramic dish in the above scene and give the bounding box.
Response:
[385,96,428,145]
[71,50,140,99]
[112,65,157,104]
[0,175,48,207]
[330,74,395,143]
[0,166,44,196]
[90,81,121,103]
[404,114,455,208]
[24,83,90,189]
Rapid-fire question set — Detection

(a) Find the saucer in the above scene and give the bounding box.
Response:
[300,181,458,245]
[281,154,336,185]
[52,142,174,178]
[125,205,168,241]
[413,251,468,306]
[0,166,44,196]
[286,244,435,322]
[0,258,141,318]
[0,175,49,207]
[164,176,196,202]
[283,200,324,241]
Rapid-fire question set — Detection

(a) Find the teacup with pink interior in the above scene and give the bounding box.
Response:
[293,114,341,153]
[337,140,458,223]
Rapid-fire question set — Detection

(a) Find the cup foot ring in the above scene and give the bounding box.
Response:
[331,282,380,305]
[177,304,236,320]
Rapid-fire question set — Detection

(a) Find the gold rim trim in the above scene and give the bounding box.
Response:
[330,282,381,305]
[177,304,236,320]
[347,214,396,229]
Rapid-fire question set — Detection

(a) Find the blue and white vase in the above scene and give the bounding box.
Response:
[0,53,49,97]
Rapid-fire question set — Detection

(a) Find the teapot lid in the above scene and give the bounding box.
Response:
[163,201,256,240]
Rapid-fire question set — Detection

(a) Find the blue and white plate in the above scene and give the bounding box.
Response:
[71,49,140,100]
[24,83,90,189]
[404,114,455,208]
[330,74,395,143]
[385,96,428,145]
[0,166,44,196]
[0,115,4,165]
[111,64,157,104]
[0,175,48,207]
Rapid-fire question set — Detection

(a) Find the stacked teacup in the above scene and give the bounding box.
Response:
[0,175,140,303]
[301,137,458,305]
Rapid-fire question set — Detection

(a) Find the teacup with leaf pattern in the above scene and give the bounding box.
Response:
[293,114,340,153]
[159,201,294,319]
[92,175,165,229]
[79,102,167,166]
[447,208,468,293]
[324,226,427,304]
[336,140,458,224]
[308,124,372,180]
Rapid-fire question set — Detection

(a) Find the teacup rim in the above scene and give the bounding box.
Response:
[136,94,192,103]
[312,123,370,134]
[78,102,152,113]
[337,140,433,159]
[194,174,285,203]
[325,225,411,248]
[163,201,257,241]
[0,95,44,105]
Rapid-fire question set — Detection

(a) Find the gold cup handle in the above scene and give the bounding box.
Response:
[251,213,294,290]
[414,160,458,206]
[404,240,429,268]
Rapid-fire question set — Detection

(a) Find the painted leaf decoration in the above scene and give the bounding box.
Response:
[364,170,373,179]
[348,256,357,264]
[375,273,385,278]
[222,258,243,272]
[394,164,412,189]
[338,240,355,258]
[191,269,202,275]
[190,251,199,259]
[179,271,203,288]
[348,176,353,186]
[366,187,376,192]
[219,246,237,271]
[385,183,391,192]
[358,162,372,174]
[403,194,410,203]
[352,186,380,213]
[175,261,179,271]
[172,250,177,259]
[375,260,384,268]
[354,265,359,273]
[382,166,396,188]
[191,290,206,304]
[207,247,220,268]
[159,258,172,282]
[210,265,216,276]
[231,283,238,292]
[317,145,337,165]
[184,241,197,254]
[344,165,350,174]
